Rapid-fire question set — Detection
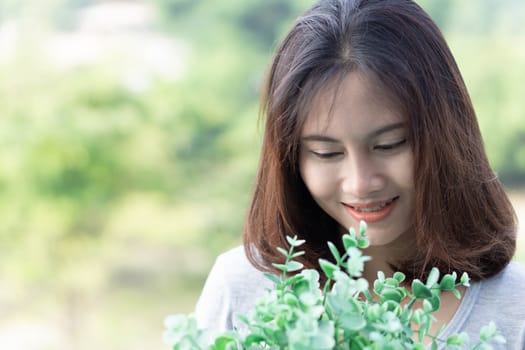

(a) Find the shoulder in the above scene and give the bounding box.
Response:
[210,246,270,285]
[480,261,525,296]
[215,245,274,294]
[474,261,525,318]
[473,261,525,317]
[215,245,259,272]
[464,262,525,348]
[194,245,274,333]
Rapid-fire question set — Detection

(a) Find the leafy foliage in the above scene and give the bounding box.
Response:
[1,1,524,348]
[163,222,505,349]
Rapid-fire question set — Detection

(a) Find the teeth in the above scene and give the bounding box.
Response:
[354,204,387,213]
[351,198,394,213]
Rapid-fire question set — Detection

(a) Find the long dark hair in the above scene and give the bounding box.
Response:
[243,0,517,281]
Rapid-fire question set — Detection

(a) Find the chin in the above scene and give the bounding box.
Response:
[370,228,415,250]
[366,236,393,247]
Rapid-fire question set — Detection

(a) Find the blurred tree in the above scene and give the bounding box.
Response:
[0,1,524,349]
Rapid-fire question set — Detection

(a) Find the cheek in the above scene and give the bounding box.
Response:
[299,159,337,200]
[397,153,415,189]
[388,152,415,206]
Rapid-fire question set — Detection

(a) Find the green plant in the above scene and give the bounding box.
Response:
[163,222,505,349]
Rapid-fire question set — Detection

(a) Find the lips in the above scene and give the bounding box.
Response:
[343,196,399,223]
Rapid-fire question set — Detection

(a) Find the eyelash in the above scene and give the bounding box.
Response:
[310,139,407,159]
[374,139,407,150]
[311,151,343,159]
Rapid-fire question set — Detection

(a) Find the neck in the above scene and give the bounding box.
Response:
[361,245,396,283]
[360,232,416,285]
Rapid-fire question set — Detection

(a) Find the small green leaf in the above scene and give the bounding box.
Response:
[339,312,366,331]
[385,277,400,287]
[359,220,368,236]
[452,288,461,299]
[393,271,406,283]
[412,309,423,325]
[272,263,288,273]
[426,268,440,288]
[446,334,462,346]
[460,272,470,286]
[418,321,431,343]
[283,292,299,306]
[377,271,386,281]
[382,300,399,312]
[342,234,357,250]
[366,304,381,321]
[286,235,305,247]
[319,259,339,279]
[244,334,266,346]
[357,237,370,249]
[291,250,306,259]
[285,274,304,286]
[293,279,310,295]
[286,261,304,272]
[373,279,384,294]
[368,331,384,343]
[381,289,404,303]
[439,274,455,290]
[276,247,288,257]
[480,321,497,342]
[214,335,237,350]
[450,271,458,282]
[327,241,341,263]
[429,295,441,312]
[422,299,433,313]
[412,280,432,299]
[263,272,281,285]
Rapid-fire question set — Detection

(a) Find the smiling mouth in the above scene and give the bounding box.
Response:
[343,196,399,223]
[347,197,399,213]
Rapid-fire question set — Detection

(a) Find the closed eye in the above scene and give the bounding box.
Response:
[374,139,407,150]
[310,151,343,159]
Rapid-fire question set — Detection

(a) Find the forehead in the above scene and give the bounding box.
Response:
[301,71,404,134]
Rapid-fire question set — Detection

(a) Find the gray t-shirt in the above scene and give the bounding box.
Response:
[195,246,525,349]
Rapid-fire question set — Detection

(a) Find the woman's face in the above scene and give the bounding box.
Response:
[299,71,415,247]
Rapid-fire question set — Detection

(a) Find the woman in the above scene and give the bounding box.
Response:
[195,0,525,347]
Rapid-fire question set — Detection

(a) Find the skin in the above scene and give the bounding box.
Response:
[298,71,463,343]
[299,71,415,274]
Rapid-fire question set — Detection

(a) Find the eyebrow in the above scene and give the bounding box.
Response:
[301,122,406,142]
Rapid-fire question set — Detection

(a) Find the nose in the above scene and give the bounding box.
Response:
[340,153,385,198]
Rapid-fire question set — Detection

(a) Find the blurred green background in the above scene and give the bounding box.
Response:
[0,0,523,349]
